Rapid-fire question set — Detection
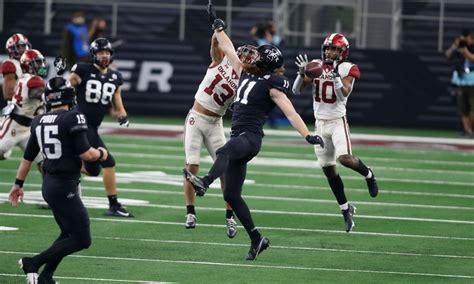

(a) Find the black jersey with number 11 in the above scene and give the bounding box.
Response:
[231,72,291,135]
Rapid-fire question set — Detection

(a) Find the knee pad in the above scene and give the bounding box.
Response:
[84,161,102,176]
[101,153,116,168]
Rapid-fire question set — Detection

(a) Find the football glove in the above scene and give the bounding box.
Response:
[207,0,218,24]
[118,116,130,127]
[295,54,309,75]
[305,135,324,148]
[53,56,67,76]
[331,60,341,78]
[212,18,227,32]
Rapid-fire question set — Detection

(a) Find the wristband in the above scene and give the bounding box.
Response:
[98,148,105,161]
[15,179,24,188]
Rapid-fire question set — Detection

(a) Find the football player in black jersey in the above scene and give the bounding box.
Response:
[8,77,108,284]
[184,12,324,261]
[68,37,133,217]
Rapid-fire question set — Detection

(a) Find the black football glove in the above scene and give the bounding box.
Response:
[207,0,218,24]
[305,135,324,148]
[118,116,130,127]
[212,18,227,32]
[53,56,67,76]
[331,61,341,78]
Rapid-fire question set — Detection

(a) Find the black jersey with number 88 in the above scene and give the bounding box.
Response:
[71,62,123,127]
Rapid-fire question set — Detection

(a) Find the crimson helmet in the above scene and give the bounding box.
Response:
[20,49,49,78]
[90,38,114,68]
[5,33,32,60]
[236,45,260,64]
[255,44,283,72]
[321,33,349,64]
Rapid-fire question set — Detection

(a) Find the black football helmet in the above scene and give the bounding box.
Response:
[255,44,283,73]
[90,37,114,68]
[44,77,76,110]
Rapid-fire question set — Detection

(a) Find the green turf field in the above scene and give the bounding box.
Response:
[0,127,473,283]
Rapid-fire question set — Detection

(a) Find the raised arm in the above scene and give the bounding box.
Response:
[213,30,243,75]
[210,33,224,65]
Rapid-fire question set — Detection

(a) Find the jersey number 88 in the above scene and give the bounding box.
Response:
[85,79,116,105]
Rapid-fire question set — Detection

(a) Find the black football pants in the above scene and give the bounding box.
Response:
[31,175,91,276]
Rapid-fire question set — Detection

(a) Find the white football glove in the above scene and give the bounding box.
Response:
[295,54,309,75]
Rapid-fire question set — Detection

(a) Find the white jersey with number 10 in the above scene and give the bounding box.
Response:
[194,56,240,116]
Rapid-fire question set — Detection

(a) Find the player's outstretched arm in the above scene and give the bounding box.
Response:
[270,88,324,147]
[213,30,242,75]
[9,158,32,207]
[210,33,224,65]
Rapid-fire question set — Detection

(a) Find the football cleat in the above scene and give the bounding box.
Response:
[366,168,379,198]
[18,258,38,284]
[38,274,59,284]
[342,204,356,232]
[245,237,270,261]
[185,214,196,229]
[226,217,237,238]
[182,168,208,197]
[106,203,134,218]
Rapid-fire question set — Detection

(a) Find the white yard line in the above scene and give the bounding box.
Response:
[0,273,171,283]
[101,122,474,147]
[0,250,472,280]
[0,212,472,241]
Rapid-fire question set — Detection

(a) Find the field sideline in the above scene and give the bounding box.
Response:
[0,122,473,283]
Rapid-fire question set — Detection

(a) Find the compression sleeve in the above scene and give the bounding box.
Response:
[292,74,304,95]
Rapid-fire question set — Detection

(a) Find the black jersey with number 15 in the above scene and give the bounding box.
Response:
[231,72,291,135]
[71,63,123,127]
[29,109,89,179]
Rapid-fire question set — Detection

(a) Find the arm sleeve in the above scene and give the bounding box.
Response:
[72,131,91,155]
[23,127,40,162]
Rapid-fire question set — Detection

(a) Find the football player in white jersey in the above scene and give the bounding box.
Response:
[183,32,259,237]
[2,33,32,101]
[0,49,46,167]
[292,33,379,233]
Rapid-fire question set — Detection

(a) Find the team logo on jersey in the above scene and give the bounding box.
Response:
[231,69,239,80]
[189,117,195,125]
[91,73,96,78]
[112,74,117,80]
[11,129,16,137]
[66,192,75,199]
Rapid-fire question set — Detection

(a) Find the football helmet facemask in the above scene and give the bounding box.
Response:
[236,45,260,64]
[20,49,49,78]
[321,33,349,64]
[90,38,114,68]
[6,33,32,60]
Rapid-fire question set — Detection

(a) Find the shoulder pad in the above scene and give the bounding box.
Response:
[264,74,292,95]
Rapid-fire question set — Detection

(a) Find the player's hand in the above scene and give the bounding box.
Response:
[305,135,324,148]
[9,185,24,207]
[53,56,67,75]
[118,116,129,127]
[207,0,218,24]
[97,147,108,162]
[212,18,227,31]
[295,54,309,75]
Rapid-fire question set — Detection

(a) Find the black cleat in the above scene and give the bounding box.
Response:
[183,168,208,197]
[342,204,356,232]
[106,203,134,217]
[38,274,59,284]
[245,237,270,260]
[366,168,379,197]
[226,217,237,238]
[18,257,38,284]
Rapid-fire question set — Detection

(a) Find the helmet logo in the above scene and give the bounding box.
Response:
[264,48,280,62]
